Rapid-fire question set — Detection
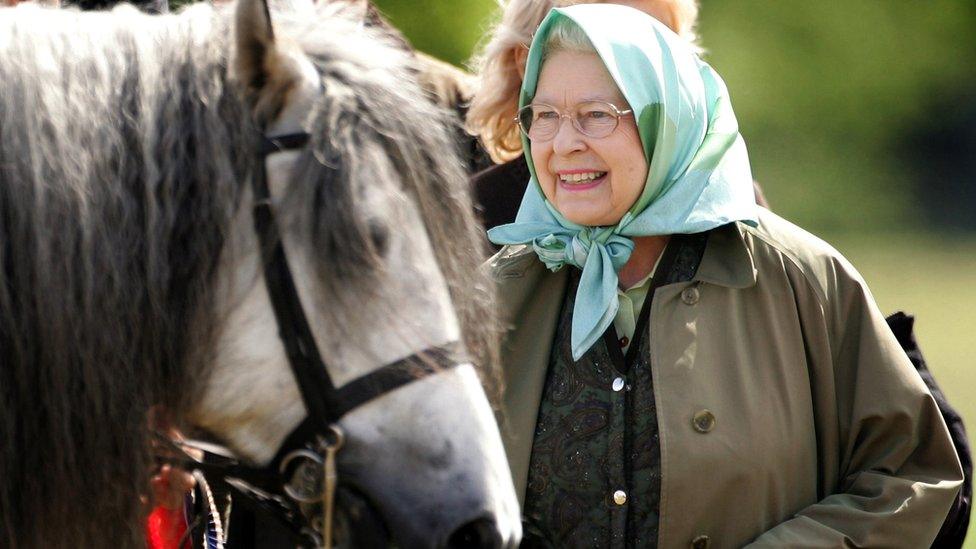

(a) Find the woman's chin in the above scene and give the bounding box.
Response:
[554,195,612,227]
[560,208,620,227]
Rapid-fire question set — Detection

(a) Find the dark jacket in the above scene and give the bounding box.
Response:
[471,155,530,237]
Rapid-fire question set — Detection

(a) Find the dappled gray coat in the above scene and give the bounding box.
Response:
[490,207,963,548]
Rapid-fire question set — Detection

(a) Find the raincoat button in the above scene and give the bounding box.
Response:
[613,490,627,505]
[612,377,625,392]
[691,534,711,548]
[681,286,700,305]
[692,410,715,433]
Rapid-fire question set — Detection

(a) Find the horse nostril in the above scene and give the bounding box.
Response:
[446,517,504,549]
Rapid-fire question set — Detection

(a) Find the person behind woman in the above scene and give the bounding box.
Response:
[486,4,962,546]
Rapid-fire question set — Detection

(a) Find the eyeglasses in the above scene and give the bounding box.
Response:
[515,101,634,140]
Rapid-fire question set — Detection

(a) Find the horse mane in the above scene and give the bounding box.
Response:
[0,3,496,547]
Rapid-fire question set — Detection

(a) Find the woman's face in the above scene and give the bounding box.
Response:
[530,50,647,227]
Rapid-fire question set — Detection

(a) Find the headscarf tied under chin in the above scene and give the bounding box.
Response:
[488,4,758,360]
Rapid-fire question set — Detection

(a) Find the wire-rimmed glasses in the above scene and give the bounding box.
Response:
[515,100,634,140]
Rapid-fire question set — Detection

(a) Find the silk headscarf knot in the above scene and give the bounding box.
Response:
[528,215,635,274]
[489,4,758,359]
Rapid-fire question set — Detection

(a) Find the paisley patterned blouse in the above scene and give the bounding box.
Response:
[522,233,708,548]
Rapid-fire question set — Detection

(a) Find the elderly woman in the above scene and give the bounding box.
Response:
[468,0,707,231]
[487,4,962,547]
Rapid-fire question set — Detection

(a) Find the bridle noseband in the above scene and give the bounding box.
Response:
[159,131,465,548]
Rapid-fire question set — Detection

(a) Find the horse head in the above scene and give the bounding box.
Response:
[189,0,521,546]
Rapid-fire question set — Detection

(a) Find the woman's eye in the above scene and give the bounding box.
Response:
[583,110,611,119]
[536,110,559,120]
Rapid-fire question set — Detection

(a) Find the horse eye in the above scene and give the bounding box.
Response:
[368,220,390,255]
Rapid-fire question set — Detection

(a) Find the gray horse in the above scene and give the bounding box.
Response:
[0,0,520,546]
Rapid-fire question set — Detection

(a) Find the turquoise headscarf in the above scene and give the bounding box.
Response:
[488,4,758,360]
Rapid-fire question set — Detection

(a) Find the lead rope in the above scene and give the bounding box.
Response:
[192,470,227,549]
[320,426,345,549]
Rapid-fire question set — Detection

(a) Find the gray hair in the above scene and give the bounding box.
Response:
[539,14,596,63]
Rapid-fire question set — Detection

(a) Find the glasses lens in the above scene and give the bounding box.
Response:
[518,104,559,140]
[576,102,619,138]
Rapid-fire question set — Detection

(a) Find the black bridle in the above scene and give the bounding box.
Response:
[158,131,465,548]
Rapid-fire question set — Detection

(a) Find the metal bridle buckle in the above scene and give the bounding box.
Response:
[280,449,324,504]
[279,425,346,548]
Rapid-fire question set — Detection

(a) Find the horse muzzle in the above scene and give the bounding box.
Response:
[332,366,522,549]
[334,474,518,549]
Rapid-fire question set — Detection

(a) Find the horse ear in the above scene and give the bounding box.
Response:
[234,0,276,89]
[234,0,301,124]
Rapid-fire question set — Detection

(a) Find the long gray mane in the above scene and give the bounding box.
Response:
[0,3,496,547]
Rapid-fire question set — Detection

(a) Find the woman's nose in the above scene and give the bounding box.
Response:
[551,117,587,156]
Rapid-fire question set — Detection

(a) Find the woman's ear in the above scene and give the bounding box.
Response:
[514,45,529,79]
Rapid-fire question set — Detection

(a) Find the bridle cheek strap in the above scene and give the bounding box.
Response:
[252,131,342,430]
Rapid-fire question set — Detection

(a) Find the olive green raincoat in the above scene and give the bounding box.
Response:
[490,207,963,548]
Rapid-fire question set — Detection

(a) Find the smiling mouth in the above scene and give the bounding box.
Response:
[559,171,606,183]
[558,171,607,190]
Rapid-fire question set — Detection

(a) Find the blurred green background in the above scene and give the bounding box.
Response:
[375,0,976,543]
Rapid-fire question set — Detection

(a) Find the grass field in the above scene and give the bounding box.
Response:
[825,231,976,545]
